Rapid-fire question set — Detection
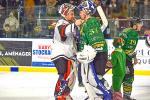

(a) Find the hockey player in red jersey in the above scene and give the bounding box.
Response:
[51,3,81,100]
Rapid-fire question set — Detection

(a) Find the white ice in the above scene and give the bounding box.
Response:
[0,72,150,100]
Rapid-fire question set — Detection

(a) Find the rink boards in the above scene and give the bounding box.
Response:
[0,38,150,75]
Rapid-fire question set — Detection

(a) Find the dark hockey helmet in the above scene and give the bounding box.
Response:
[129,17,143,27]
[77,0,96,15]
[113,37,124,48]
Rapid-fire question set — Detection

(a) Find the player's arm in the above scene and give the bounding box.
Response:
[111,52,118,67]
[58,23,75,41]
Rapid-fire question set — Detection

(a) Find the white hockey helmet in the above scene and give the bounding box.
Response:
[58,3,75,18]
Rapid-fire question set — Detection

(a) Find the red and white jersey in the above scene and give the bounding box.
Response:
[51,19,77,58]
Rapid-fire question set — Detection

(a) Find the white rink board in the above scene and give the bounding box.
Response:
[0,38,149,70]
[107,39,150,70]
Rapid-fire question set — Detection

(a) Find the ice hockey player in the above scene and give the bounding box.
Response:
[120,18,143,100]
[111,37,126,100]
[52,3,80,100]
[77,0,109,86]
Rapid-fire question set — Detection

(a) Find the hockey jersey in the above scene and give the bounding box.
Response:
[51,19,77,58]
[111,48,126,76]
[119,28,139,61]
[79,17,108,52]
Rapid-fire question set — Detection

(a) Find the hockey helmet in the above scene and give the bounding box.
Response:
[78,0,96,15]
[129,17,143,27]
[113,37,124,48]
[58,3,75,17]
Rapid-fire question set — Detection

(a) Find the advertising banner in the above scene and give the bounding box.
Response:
[32,39,54,67]
[0,40,32,66]
[107,40,150,70]
[0,39,149,70]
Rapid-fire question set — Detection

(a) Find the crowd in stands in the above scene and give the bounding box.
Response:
[0,0,150,38]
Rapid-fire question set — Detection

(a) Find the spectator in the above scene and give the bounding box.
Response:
[128,0,137,17]
[3,11,19,38]
[143,0,150,29]
[0,0,7,37]
[24,15,35,38]
[109,0,122,18]
[46,0,57,16]
[7,0,18,9]
[24,0,36,37]
[134,0,145,18]
[57,0,70,5]
[0,0,6,8]
[47,20,56,38]
[70,0,82,6]
[34,0,46,17]
[93,0,109,17]
[24,0,35,19]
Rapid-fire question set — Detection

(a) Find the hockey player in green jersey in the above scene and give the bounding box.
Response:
[111,37,126,100]
[77,0,109,85]
[119,18,143,100]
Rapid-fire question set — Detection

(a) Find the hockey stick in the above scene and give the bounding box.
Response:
[96,6,108,32]
[51,55,76,62]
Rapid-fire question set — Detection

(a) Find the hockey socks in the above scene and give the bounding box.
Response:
[123,76,134,99]
[54,74,71,99]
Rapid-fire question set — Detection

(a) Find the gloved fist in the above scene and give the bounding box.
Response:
[106,60,112,68]
[133,58,138,65]
[75,19,84,26]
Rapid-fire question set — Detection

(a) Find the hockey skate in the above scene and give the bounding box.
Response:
[123,95,136,100]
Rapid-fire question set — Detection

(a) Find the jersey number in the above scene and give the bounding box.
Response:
[129,40,136,45]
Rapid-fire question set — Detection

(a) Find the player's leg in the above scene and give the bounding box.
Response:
[112,75,124,100]
[81,63,101,99]
[53,57,71,99]
[123,58,135,100]
[93,52,107,75]
[93,52,109,87]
